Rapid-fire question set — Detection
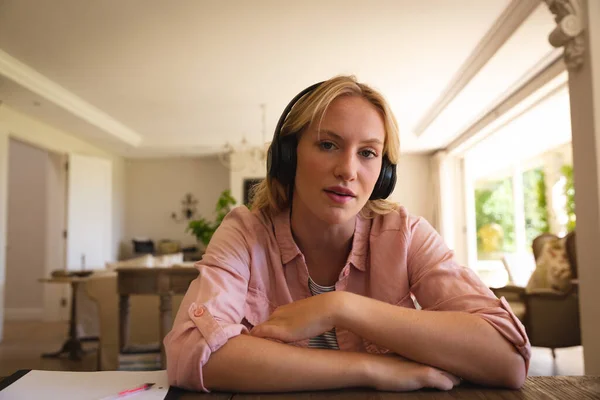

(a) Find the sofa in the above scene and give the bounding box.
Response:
[81,254,194,370]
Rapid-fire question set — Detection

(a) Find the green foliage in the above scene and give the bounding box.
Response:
[523,168,549,245]
[186,190,237,246]
[475,178,515,255]
[561,164,576,232]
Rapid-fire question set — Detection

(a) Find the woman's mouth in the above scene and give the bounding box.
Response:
[324,189,355,204]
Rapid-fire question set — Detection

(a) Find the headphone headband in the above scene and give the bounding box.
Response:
[273,82,323,141]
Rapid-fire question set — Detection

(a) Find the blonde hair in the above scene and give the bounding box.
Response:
[250,75,400,217]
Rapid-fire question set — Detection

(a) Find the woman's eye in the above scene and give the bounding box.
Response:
[360,149,377,158]
[319,141,336,151]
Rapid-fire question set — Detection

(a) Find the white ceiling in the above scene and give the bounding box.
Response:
[0,0,559,157]
[466,83,572,180]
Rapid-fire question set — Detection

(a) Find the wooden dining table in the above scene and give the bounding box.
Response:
[1,374,598,399]
[167,376,599,399]
[117,266,199,368]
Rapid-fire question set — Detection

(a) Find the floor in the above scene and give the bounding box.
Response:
[0,320,585,378]
[0,321,98,377]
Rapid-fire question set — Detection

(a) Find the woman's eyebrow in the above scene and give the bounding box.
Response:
[319,129,383,146]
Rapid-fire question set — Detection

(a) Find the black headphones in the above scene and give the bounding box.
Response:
[266,81,397,200]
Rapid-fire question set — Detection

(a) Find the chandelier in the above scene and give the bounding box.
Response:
[218,104,269,172]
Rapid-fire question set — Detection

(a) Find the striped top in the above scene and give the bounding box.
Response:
[308,277,340,350]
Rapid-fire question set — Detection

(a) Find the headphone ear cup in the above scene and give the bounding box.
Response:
[383,162,397,198]
[370,157,397,200]
[270,135,297,186]
[282,137,297,186]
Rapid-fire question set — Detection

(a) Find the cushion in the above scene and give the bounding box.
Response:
[526,238,572,293]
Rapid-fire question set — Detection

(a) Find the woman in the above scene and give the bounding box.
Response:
[164,76,530,393]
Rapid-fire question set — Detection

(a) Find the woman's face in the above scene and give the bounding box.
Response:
[293,95,386,225]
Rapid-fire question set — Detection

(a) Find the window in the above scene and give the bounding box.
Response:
[469,147,574,287]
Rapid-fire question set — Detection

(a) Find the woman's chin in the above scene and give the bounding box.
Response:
[319,206,358,225]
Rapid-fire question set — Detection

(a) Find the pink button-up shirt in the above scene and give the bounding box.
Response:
[164,205,531,392]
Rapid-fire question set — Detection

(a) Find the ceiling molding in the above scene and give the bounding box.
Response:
[446,51,566,155]
[544,0,585,71]
[0,48,142,147]
[412,0,541,137]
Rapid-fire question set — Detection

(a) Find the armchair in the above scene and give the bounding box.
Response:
[491,231,581,358]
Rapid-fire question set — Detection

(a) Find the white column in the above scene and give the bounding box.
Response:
[431,150,457,248]
[452,157,468,265]
[463,157,478,270]
[547,0,600,374]
[0,129,9,342]
[440,154,457,250]
[512,166,527,253]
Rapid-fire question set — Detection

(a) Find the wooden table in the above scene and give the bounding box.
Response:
[169,376,600,399]
[38,275,98,360]
[117,267,199,368]
[1,374,598,399]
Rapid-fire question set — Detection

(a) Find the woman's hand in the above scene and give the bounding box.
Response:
[250,291,344,343]
[363,354,461,392]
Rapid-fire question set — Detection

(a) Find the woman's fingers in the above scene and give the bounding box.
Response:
[250,324,272,338]
[250,322,291,342]
[428,369,461,390]
[440,370,462,386]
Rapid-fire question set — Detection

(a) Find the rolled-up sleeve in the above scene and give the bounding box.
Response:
[164,208,253,392]
[406,215,531,371]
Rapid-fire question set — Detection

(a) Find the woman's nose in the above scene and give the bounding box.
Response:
[334,152,358,181]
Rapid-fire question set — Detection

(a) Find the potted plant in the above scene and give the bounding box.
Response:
[187,190,237,250]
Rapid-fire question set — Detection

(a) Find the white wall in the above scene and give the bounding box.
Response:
[389,154,434,224]
[5,139,47,320]
[0,131,9,341]
[125,157,229,254]
[0,104,126,338]
[112,157,126,260]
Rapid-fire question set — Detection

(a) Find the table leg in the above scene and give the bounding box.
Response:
[42,281,84,361]
[159,293,172,369]
[119,294,130,352]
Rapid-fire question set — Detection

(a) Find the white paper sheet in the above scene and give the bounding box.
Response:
[0,370,169,400]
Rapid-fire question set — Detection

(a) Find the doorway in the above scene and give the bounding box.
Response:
[6,138,69,322]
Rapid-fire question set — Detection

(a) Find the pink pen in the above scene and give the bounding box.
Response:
[99,383,155,399]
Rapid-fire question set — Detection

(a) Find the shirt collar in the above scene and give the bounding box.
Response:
[273,209,302,264]
[272,208,370,270]
[347,214,369,271]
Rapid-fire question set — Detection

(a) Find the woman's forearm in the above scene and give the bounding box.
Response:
[336,292,526,389]
[203,334,368,392]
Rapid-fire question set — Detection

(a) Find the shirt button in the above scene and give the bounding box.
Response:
[194,307,205,317]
